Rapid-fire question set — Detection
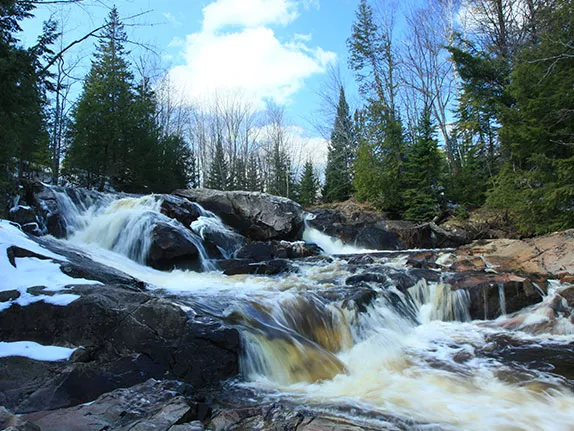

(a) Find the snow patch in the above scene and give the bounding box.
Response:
[0,220,101,311]
[0,341,77,361]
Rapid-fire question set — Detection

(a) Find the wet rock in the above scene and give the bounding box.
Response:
[341,287,378,313]
[345,272,389,286]
[147,222,200,271]
[347,255,375,265]
[22,379,195,431]
[446,272,543,320]
[0,289,20,302]
[308,207,470,250]
[0,407,40,431]
[175,189,304,241]
[158,194,201,227]
[0,284,240,413]
[206,404,381,431]
[217,259,293,276]
[9,205,38,228]
[235,240,322,261]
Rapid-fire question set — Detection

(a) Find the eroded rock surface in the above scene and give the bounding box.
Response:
[176,189,304,241]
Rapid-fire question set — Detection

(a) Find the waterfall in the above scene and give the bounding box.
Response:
[302,214,377,254]
[189,205,245,259]
[16,187,573,430]
[49,188,214,270]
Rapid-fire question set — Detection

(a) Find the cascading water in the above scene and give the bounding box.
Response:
[48,188,214,269]
[32,189,574,430]
[190,204,245,259]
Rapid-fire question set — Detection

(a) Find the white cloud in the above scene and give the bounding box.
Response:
[163,12,182,26]
[166,0,335,109]
[202,0,299,32]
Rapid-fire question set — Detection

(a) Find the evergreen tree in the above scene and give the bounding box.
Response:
[1,2,55,193]
[267,140,294,198]
[66,8,135,190]
[487,0,574,234]
[402,107,444,221]
[323,86,354,202]
[206,137,228,190]
[245,153,262,192]
[298,161,319,207]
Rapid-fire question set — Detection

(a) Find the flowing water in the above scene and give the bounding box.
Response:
[42,189,574,430]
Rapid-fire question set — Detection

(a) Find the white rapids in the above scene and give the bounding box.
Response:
[10,188,574,431]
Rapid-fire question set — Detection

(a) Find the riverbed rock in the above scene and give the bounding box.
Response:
[454,229,574,278]
[0,235,240,414]
[158,194,201,228]
[175,189,304,241]
[446,271,543,320]
[308,205,470,250]
[147,221,200,270]
[217,258,293,276]
[235,240,322,261]
[22,379,196,431]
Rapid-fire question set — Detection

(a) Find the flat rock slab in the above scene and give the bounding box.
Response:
[23,379,195,431]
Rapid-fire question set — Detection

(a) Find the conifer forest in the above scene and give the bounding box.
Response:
[1,0,573,235]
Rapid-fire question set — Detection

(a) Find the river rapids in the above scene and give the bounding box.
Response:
[32,189,574,431]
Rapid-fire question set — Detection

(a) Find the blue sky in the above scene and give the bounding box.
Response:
[21,0,362,147]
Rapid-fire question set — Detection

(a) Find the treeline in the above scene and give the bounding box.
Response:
[0,2,321,204]
[1,0,572,235]
[328,0,573,234]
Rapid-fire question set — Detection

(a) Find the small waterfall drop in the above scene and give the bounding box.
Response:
[189,205,245,259]
[302,214,376,254]
[49,188,214,270]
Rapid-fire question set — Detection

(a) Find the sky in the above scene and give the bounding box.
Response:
[20,0,364,164]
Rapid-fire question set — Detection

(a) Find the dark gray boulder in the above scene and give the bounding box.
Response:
[175,189,304,241]
[147,222,201,270]
[0,284,240,413]
[235,240,322,261]
[308,208,470,250]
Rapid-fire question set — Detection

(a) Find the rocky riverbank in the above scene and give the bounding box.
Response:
[1,183,573,430]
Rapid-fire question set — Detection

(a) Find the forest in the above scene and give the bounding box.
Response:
[0,0,573,235]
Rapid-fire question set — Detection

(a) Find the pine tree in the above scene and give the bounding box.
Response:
[245,153,262,192]
[298,161,319,207]
[402,107,444,221]
[66,8,135,190]
[1,2,55,192]
[323,87,354,202]
[487,0,574,234]
[206,137,228,190]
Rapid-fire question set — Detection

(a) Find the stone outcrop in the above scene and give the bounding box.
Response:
[176,189,304,241]
[234,240,322,261]
[147,222,201,270]
[308,206,470,250]
[0,237,240,415]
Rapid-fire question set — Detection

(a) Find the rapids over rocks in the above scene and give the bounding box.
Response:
[2,185,574,431]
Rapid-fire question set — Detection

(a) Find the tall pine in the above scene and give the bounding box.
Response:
[298,161,319,206]
[402,107,443,221]
[66,8,135,190]
[323,87,354,202]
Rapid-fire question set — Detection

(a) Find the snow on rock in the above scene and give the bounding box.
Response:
[0,341,76,361]
[0,220,102,311]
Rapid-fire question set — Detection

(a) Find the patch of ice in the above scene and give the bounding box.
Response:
[0,341,76,361]
[0,220,101,312]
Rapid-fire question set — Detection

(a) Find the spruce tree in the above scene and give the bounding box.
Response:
[298,161,319,207]
[245,153,262,192]
[323,86,354,202]
[1,2,55,191]
[206,137,228,190]
[402,107,443,221]
[66,8,135,190]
